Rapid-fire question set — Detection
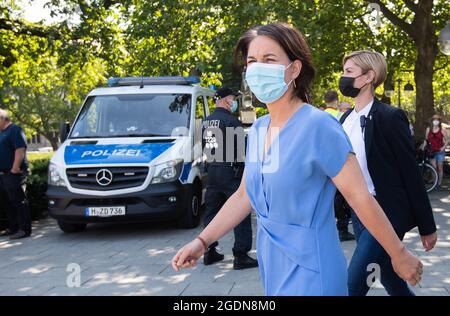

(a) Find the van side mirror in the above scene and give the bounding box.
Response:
[59,122,71,143]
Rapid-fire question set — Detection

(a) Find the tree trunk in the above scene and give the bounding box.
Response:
[367,0,439,142]
[414,44,437,141]
[43,132,60,151]
[412,0,438,142]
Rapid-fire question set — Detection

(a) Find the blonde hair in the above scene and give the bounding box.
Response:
[343,50,387,89]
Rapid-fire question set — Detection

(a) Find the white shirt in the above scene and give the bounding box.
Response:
[342,100,376,196]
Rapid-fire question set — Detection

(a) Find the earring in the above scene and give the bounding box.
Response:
[293,81,297,88]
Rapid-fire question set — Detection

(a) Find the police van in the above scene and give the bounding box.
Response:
[46,76,215,233]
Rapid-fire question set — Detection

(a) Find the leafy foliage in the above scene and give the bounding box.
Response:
[0,0,449,142]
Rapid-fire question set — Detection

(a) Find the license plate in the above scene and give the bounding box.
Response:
[85,206,126,217]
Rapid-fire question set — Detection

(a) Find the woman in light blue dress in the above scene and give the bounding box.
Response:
[172,22,423,296]
[244,105,351,295]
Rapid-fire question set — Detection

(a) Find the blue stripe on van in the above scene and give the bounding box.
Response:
[64,143,174,165]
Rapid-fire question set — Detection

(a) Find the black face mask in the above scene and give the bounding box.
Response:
[339,73,368,98]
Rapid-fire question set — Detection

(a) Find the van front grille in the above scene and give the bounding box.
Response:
[66,167,149,191]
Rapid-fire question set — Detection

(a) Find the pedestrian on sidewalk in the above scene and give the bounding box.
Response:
[424,115,448,190]
[338,50,437,296]
[0,109,32,240]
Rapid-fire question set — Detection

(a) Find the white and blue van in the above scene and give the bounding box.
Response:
[46,76,215,233]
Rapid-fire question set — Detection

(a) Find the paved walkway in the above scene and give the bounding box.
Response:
[0,189,449,296]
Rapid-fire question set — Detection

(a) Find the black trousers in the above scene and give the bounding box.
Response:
[334,191,351,233]
[203,165,252,257]
[0,173,32,234]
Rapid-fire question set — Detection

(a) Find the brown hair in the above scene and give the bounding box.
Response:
[324,90,339,103]
[233,22,315,103]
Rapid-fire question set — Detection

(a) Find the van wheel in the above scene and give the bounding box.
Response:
[57,221,87,233]
[177,183,201,229]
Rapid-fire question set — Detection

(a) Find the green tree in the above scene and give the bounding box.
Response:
[0,0,120,149]
[2,0,450,142]
[362,0,450,137]
[1,47,106,149]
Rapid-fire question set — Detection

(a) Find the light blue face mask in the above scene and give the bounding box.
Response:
[245,62,293,104]
[231,100,238,113]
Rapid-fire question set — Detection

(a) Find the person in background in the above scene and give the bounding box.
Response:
[334,191,355,241]
[337,101,352,120]
[329,99,355,241]
[201,87,258,270]
[324,90,340,118]
[0,109,32,240]
[424,115,448,190]
[335,99,356,242]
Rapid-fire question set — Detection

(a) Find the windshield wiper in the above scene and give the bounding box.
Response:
[69,136,104,139]
[116,133,169,137]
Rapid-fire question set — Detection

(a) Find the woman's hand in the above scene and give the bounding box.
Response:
[391,247,424,286]
[333,155,425,287]
[172,238,206,272]
[171,172,253,273]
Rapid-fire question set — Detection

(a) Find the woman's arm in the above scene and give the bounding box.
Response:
[333,154,423,285]
[172,171,253,271]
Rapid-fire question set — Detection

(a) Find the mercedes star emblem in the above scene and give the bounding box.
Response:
[96,169,113,186]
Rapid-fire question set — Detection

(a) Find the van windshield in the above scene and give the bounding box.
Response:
[70,94,191,138]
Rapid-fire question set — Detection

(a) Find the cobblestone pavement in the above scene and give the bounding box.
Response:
[0,189,449,296]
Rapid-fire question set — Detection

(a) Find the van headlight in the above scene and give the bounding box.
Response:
[48,163,66,187]
[151,159,184,184]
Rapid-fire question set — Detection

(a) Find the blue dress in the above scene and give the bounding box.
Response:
[245,104,354,296]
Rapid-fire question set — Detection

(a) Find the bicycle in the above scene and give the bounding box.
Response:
[417,141,439,193]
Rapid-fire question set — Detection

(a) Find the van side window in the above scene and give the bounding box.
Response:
[195,96,205,120]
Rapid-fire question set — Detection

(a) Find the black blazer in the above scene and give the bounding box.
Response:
[340,98,437,236]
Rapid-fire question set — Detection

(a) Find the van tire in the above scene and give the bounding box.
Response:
[177,183,201,229]
[58,221,87,233]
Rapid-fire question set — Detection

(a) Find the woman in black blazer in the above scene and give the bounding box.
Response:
[338,50,437,296]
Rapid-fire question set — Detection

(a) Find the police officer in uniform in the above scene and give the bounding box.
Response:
[0,109,32,239]
[202,87,258,270]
